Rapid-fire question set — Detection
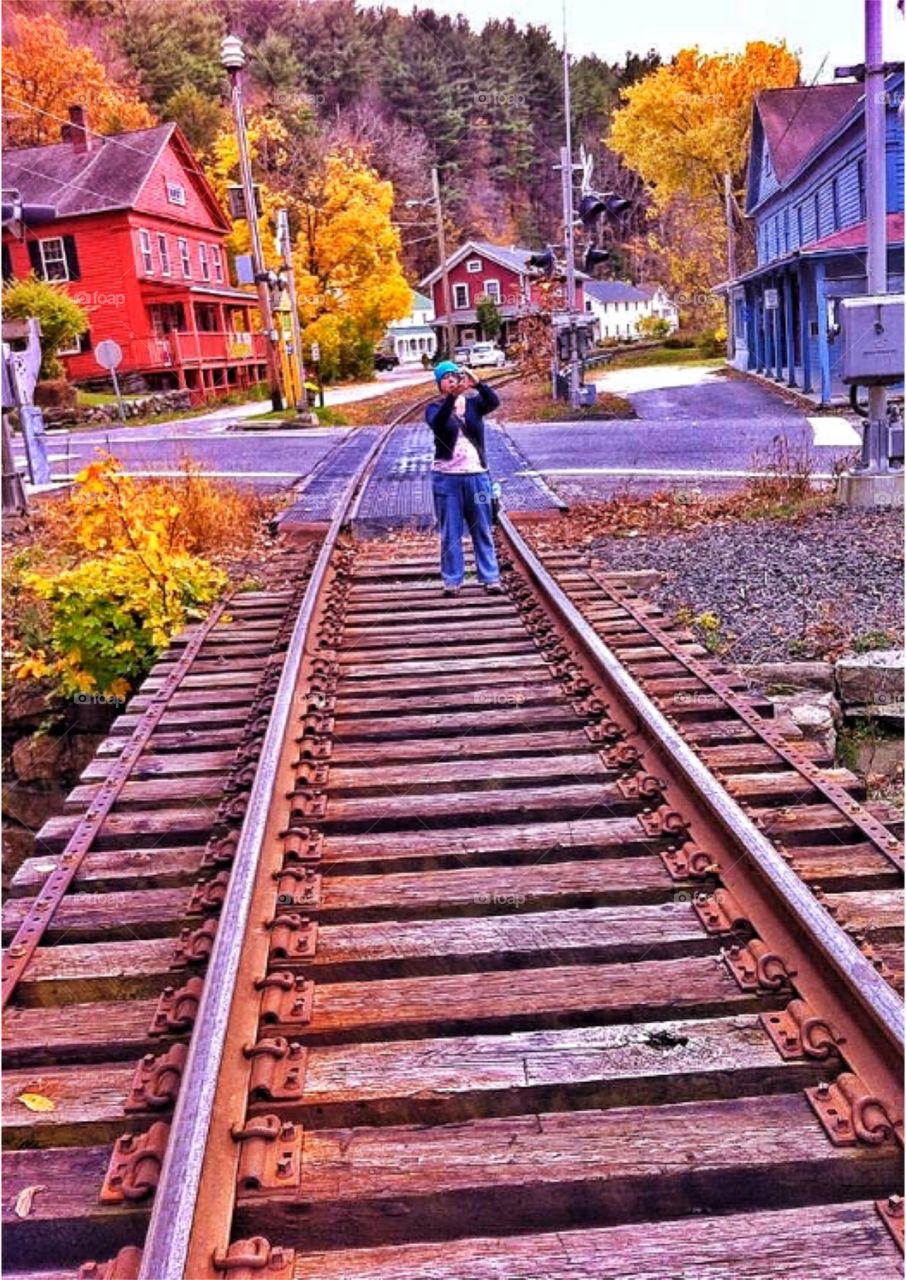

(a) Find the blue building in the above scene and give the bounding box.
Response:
[723,72,904,403]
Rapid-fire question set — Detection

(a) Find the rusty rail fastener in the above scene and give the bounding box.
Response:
[100,1122,170,1203]
[231,1115,303,1193]
[125,1043,188,1113]
[806,1073,899,1147]
[244,1037,309,1102]
[212,1237,295,1279]
[760,1000,846,1061]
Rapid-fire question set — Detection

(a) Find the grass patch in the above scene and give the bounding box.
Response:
[601,345,725,371]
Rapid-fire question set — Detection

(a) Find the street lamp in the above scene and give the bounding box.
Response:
[220,33,284,412]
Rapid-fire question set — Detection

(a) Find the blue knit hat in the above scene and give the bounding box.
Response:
[434,359,459,385]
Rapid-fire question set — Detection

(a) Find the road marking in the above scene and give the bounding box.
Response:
[52,469,304,480]
[808,416,861,447]
[517,466,839,480]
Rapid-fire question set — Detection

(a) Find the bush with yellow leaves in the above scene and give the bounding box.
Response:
[12,458,228,698]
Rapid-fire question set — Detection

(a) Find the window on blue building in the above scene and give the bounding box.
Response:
[857,158,866,220]
[831,176,841,230]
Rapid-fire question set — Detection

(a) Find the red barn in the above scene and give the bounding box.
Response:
[420,240,587,352]
[2,107,267,401]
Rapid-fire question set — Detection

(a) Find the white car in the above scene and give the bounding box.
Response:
[467,342,506,369]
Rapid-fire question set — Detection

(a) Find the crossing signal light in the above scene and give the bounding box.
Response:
[583,247,610,273]
[527,245,557,278]
[578,191,630,231]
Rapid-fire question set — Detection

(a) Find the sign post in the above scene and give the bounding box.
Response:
[310,341,324,407]
[94,339,125,423]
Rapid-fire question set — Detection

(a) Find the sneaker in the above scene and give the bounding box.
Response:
[443,585,462,597]
[484,582,503,595]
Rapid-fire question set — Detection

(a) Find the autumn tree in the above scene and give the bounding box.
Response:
[2,11,154,148]
[609,42,800,324]
[292,150,412,381]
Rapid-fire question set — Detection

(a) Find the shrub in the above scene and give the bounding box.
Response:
[637,315,671,340]
[2,275,88,379]
[23,550,225,697]
[13,457,228,697]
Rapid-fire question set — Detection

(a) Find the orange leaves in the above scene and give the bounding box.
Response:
[2,12,154,149]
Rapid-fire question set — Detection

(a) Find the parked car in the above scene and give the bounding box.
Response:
[454,345,473,365]
[374,350,400,371]
[468,341,506,369]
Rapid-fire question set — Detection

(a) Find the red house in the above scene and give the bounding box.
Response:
[2,107,267,401]
[420,240,587,352]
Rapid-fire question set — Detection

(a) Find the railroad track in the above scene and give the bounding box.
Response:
[2,408,903,1280]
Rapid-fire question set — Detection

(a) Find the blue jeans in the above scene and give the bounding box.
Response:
[431,470,500,588]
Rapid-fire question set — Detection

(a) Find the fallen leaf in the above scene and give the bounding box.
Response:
[14,1184,46,1218]
[17,1092,55,1113]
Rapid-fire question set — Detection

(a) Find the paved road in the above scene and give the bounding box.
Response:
[505,364,862,500]
[15,362,864,501]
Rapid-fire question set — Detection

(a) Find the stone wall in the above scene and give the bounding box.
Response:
[2,685,119,894]
[39,388,192,430]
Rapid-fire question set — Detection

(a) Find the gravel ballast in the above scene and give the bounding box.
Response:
[581,506,903,664]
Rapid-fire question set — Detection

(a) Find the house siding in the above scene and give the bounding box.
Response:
[726,72,904,404]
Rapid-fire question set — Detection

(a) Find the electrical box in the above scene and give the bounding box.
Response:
[839,295,904,384]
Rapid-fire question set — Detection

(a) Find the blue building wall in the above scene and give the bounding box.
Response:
[730,73,904,402]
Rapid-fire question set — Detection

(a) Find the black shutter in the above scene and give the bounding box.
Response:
[63,234,81,281]
[27,239,42,277]
[2,242,12,283]
[79,329,92,353]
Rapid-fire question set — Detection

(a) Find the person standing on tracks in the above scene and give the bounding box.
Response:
[426,360,502,597]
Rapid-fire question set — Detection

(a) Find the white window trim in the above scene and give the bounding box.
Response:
[166,179,186,206]
[157,233,171,277]
[453,282,469,309]
[483,279,501,304]
[39,236,68,281]
[57,334,82,356]
[211,244,224,283]
[178,237,191,279]
[198,242,210,281]
[465,258,482,273]
[138,228,154,275]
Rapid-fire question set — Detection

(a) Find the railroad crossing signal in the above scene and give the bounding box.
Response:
[527,246,558,278]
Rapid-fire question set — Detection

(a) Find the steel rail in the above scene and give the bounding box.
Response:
[499,510,905,1055]
[588,569,904,872]
[1,595,232,1008]
[137,424,392,1280]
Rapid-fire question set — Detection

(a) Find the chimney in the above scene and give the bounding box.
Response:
[62,105,90,154]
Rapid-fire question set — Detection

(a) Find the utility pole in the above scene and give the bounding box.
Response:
[561,3,581,409]
[221,35,284,412]
[276,208,313,420]
[862,0,888,471]
[431,166,456,360]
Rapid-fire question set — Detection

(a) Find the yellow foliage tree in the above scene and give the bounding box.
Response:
[205,111,289,265]
[2,12,154,148]
[609,42,800,324]
[292,149,412,380]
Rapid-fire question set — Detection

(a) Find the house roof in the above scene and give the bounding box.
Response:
[420,239,589,287]
[584,280,652,304]
[755,83,864,185]
[4,125,174,217]
[2,123,230,230]
[410,289,433,309]
[808,210,904,253]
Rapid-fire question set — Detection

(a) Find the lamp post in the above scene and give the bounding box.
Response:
[220,34,283,412]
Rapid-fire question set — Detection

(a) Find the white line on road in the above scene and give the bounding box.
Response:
[807,416,862,447]
[52,470,304,480]
[517,466,838,480]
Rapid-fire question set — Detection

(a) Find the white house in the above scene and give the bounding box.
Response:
[584,280,679,341]
[385,289,437,363]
